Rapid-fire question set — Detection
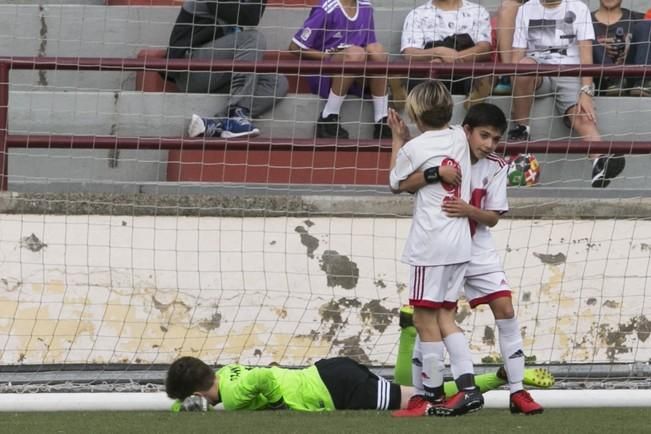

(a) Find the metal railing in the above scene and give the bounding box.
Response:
[1,56,650,190]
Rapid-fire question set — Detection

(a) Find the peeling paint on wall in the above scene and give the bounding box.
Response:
[0,216,649,366]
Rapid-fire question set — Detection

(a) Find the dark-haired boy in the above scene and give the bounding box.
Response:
[397,103,545,415]
[165,355,552,412]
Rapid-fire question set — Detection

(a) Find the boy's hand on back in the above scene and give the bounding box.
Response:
[438,165,461,186]
[441,197,474,218]
[388,108,410,145]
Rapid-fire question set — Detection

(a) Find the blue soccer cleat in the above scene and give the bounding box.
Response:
[188,114,223,138]
[221,107,260,138]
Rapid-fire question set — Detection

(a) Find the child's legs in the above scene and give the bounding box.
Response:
[410,265,458,400]
[328,46,366,96]
[496,0,522,63]
[365,43,388,97]
[394,306,417,386]
[512,57,543,125]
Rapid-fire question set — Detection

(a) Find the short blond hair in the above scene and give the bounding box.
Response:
[405,80,453,129]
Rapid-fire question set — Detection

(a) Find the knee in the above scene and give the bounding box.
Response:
[240,30,266,51]
[493,305,515,320]
[275,74,289,98]
[342,46,366,63]
[366,43,388,62]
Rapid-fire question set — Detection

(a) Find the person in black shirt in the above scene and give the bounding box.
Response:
[167,0,289,138]
[592,0,650,96]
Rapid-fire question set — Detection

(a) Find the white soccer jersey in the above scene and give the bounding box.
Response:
[466,154,509,277]
[390,126,472,266]
[513,0,595,65]
[400,0,491,52]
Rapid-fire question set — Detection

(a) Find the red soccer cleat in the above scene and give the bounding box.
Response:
[510,390,544,415]
[392,395,437,417]
[431,389,484,417]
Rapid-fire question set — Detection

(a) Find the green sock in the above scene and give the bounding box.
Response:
[394,306,416,386]
[443,373,506,397]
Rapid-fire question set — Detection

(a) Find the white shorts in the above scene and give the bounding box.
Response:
[464,271,512,308]
[409,263,467,310]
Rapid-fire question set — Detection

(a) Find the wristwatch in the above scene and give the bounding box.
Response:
[580,84,595,97]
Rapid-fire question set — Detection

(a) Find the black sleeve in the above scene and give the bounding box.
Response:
[207,0,267,27]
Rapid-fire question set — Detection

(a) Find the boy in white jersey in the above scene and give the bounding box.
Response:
[397,103,545,415]
[388,80,483,417]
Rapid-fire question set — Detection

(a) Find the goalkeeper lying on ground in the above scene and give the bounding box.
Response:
[166,356,553,412]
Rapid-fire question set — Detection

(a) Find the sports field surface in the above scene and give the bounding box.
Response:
[2,409,648,434]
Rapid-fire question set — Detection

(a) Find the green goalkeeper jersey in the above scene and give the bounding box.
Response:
[172,364,335,412]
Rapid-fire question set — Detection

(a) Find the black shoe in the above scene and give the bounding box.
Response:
[430,388,484,417]
[507,124,530,141]
[316,114,350,139]
[374,117,392,139]
[592,154,626,188]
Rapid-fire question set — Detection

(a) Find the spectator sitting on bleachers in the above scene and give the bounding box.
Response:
[165,0,288,138]
[400,0,493,108]
[592,0,651,96]
[288,0,391,140]
[508,0,625,188]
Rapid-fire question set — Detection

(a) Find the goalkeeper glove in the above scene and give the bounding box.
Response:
[181,394,210,412]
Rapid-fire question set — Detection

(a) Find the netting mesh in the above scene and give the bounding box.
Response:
[0,0,650,391]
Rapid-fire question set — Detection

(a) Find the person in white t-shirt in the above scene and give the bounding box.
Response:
[507,0,626,188]
[396,103,546,415]
[388,80,482,418]
[400,0,493,108]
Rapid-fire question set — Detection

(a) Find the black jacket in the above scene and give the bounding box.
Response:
[167,0,267,58]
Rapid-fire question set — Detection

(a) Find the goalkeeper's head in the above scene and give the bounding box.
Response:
[166,356,219,404]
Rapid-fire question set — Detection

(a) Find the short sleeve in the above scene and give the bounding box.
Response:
[575,4,595,41]
[475,7,492,43]
[484,164,509,213]
[512,6,528,49]
[390,148,416,191]
[292,7,327,50]
[400,10,425,52]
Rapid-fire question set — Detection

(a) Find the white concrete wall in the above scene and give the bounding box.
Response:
[0,214,648,366]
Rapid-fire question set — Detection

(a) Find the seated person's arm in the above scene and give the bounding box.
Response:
[208,0,267,27]
[456,41,493,62]
[288,40,331,61]
[289,7,330,61]
[578,39,595,89]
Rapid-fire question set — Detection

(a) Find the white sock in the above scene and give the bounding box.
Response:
[443,332,474,380]
[411,336,423,392]
[321,89,346,118]
[372,94,389,123]
[496,318,525,394]
[420,341,445,399]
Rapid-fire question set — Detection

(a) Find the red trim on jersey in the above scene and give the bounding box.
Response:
[486,153,507,167]
[468,290,512,308]
[410,299,458,310]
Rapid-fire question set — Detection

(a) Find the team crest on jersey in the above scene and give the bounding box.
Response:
[300,27,312,41]
[482,176,489,186]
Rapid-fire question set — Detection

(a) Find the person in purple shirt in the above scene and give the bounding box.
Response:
[289,0,391,140]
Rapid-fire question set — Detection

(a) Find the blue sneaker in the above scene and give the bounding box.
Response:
[221,107,260,138]
[187,114,223,138]
[493,76,512,96]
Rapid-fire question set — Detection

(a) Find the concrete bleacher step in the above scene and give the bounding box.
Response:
[7,90,651,188]
[0,4,405,91]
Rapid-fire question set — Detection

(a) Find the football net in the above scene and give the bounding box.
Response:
[0,0,650,410]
